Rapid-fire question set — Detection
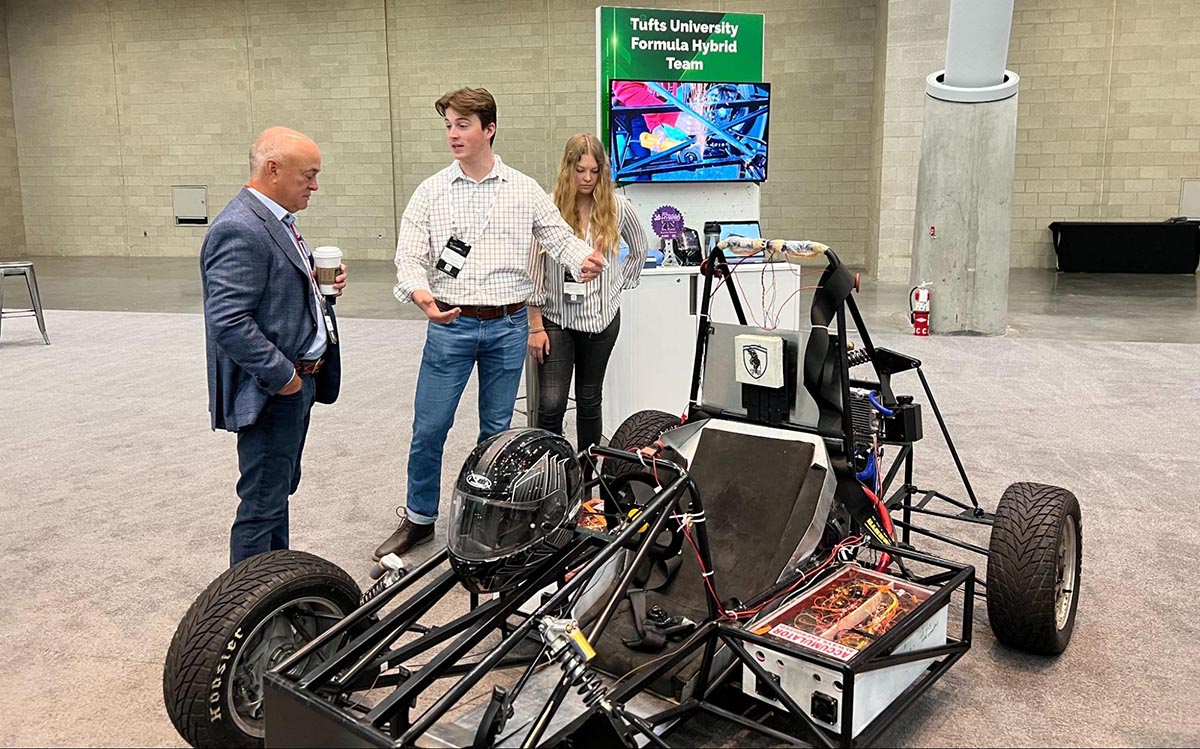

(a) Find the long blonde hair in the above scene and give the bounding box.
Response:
[552,133,620,255]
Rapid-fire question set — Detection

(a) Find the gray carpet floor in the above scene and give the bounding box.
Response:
[1,309,1198,747]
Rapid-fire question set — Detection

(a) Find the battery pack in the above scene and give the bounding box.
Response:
[740,565,948,737]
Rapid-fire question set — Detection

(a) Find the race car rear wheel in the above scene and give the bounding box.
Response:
[986,482,1082,655]
[600,409,682,528]
[601,409,681,481]
[163,550,361,748]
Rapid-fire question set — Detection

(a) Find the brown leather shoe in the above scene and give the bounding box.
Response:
[373,515,435,560]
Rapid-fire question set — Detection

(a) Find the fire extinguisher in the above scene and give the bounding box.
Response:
[910,283,931,336]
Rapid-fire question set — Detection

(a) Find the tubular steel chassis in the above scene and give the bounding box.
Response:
[261,246,996,748]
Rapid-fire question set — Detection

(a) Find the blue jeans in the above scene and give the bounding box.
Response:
[406,307,528,522]
[231,374,316,566]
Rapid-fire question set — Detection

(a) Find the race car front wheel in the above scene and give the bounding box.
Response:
[986,482,1082,655]
[163,550,361,748]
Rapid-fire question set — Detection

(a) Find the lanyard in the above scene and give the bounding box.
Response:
[286,223,321,296]
[565,217,592,282]
[449,176,501,246]
[286,221,337,343]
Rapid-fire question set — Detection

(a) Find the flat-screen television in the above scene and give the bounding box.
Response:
[608,80,770,184]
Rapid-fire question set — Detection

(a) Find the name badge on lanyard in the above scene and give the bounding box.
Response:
[438,235,471,278]
[322,304,338,344]
[563,269,586,302]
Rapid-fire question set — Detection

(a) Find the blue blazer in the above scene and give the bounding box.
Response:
[202,188,341,432]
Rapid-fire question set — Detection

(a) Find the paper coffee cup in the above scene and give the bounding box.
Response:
[312,246,343,295]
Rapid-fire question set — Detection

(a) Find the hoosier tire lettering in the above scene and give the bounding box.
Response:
[209,628,243,721]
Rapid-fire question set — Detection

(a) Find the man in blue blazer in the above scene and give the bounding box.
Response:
[202,126,347,566]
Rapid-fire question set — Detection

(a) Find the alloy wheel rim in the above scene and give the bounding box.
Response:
[228,595,344,737]
[1054,515,1078,630]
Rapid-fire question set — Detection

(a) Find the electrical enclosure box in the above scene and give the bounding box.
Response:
[734,333,784,389]
[173,185,208,225]
[1181,178,1200,220]
[739,564,948,737]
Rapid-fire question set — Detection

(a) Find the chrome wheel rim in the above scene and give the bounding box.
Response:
[228,596,345,737]
[1054,515,1078,630]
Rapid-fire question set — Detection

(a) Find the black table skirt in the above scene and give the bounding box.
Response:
[1048,220,1200,273]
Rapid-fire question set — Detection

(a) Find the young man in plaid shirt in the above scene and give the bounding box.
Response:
[377,88,605,559]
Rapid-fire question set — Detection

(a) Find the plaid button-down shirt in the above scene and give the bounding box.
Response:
[394,155,592,307]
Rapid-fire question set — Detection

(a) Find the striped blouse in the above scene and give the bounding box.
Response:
[527,195,649,333]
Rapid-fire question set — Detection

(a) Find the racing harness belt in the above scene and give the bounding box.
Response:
[802,254,896,549]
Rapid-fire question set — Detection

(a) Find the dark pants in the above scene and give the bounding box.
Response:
[536,311,621,451]
[230,374,317,566]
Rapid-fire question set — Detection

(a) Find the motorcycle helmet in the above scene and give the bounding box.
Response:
[448,429,584,594]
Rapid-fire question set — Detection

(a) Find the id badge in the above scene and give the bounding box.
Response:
[324,312,338,344]
[563,268,586,303]
[563,281,586,301]
[437,236,471,278]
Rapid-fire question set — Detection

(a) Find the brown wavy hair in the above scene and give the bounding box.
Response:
[435,88,497,145]
[551,133,619,255]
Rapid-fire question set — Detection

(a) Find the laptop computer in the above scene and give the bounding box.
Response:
[706,220,766,263]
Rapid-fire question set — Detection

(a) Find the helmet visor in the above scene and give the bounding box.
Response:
[448,487,569,562]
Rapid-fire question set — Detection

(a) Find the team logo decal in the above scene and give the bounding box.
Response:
[743,344,768,379]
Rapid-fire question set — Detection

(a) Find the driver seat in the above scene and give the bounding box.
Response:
[590,418,834,698]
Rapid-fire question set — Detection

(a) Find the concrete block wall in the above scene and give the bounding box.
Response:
[7,0,396,259]
[869,0,949,283]
[1,0,1198,274]
[545,0,603,178]
[0,0,22,258]
[865,0,889,279]
[746,0,876,268]
[1,0,882,265]
[107,0,250,258]
[9,1,125,257]
[1009,0,1200,267]
[248,0,395,261]
[388,0,556,237]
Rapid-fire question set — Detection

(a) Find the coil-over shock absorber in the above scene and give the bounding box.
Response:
[847,345,872,368]
[538,617,610,710]
[361,553,407,605]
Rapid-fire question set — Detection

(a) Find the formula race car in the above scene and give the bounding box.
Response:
[163,239,1081,748]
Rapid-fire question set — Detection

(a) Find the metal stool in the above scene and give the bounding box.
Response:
[517,352,576,428]
[0,261,50,344]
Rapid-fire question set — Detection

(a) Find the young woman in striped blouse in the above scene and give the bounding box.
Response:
[527,133,649,453]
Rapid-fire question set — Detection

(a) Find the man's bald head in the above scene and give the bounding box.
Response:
[249,127,317,176]
[247,127,321,213]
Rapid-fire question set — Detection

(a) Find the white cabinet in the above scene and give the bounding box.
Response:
[602,268,697,432]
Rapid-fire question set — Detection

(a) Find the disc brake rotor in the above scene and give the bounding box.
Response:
[228,596,344,737]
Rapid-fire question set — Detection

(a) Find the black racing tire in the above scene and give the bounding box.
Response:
[599,409,684,541]
[601,409,681,481]
[986,482,1082,655]
[163,550,362,748]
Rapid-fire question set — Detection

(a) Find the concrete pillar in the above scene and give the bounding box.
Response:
[909,0,1019,335]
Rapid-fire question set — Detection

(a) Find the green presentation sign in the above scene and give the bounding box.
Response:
[598,6,763,82]
[597,6,764,138]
